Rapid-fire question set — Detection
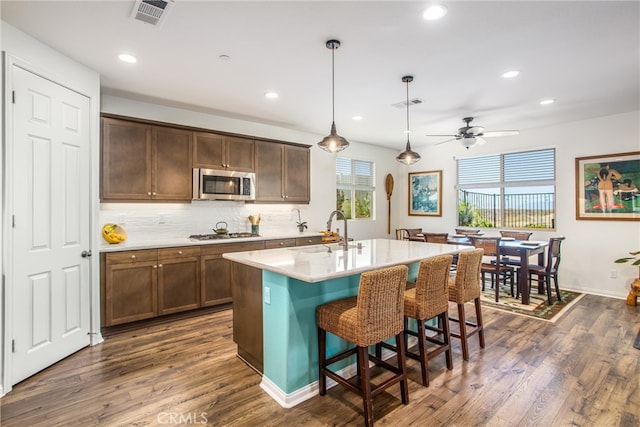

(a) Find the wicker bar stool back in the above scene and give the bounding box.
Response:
[317,265,409,427]
[448,248,485,361]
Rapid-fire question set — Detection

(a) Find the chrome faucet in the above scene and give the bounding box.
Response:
[326,210,348,250]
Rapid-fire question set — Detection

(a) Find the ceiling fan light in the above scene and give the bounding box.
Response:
[461,136,476,149]
[318,122,350,153]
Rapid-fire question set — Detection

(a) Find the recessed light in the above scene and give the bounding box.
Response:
[118,53,137,63]
[219,54,230,61]
[404,130,412,134]
[501,70,520,79]
[265,91,279,99]
[352,116,363,121]
[540,99,555,105]
[423,5,448,21]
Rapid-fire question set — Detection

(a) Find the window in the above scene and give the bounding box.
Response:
[336,157,375,220]
[457,148,555,229]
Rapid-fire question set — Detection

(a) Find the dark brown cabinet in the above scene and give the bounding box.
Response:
[231,262,264,372]
[200,241,264,307]
[101,117,192,202]
[157,247,201,315]
[193,131,255,172]
[103,250,158,326]
[255,141,310,203]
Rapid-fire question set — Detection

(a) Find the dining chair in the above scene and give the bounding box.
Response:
[395,228,409,240]
[448,248,485,361]
[498,230,533,267]
[499,230,533,240]
[377,255,453,387]
[423,232,449,244]
[455,228,482,236]
[317,265,409,427]
[407,228,424,242]
[525,236,566,305]
[469,236,515,302]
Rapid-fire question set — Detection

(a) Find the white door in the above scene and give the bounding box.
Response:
[10,65,91,385]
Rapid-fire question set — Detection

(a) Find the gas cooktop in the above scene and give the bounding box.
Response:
[188,232,259,240]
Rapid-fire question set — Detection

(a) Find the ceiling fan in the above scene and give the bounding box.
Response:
[428,117,519,149]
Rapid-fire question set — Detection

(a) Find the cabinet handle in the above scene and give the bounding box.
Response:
[178,250,183,255]
[158,264,163,268]
[153,264,157,269]
[131,255,136,260]
[279,242,284,246]
[147,192,152,196]
[152,192,157,196]
[307,239,312,243]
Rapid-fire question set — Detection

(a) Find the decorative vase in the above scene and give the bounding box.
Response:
[251,225,259,235]
[626,278,640,306]
[298,225,305,232]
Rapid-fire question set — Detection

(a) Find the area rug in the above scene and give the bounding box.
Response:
[479,280,584,322]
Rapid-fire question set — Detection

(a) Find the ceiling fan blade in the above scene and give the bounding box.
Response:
[476,136,488,145]
[434,137,458,146]
[482,130,520,137]
[426,134,457,137]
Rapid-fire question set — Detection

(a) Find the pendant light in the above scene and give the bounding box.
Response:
[396,75,421,165]
[318,39,350,153]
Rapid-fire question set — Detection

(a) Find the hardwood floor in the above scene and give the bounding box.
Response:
[1,294,638,426]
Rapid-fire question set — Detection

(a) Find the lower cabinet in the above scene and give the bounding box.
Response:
[157,247,201,315]
[201,241,265,307]
[101,238,321,327]
[103,249,159,326]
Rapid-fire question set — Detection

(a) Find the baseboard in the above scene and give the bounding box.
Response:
[259,343,408,408]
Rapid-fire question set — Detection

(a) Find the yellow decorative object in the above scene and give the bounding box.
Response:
[102,223,127,244]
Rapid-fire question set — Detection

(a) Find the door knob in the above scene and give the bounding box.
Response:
[81,250,92,258]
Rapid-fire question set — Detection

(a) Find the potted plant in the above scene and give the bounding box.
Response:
[295,208,308,232]
[615,251,640,306]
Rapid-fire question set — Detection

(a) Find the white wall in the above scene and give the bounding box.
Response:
[1,21,101,393]
[400,110,640,299]
[100,95,404,243]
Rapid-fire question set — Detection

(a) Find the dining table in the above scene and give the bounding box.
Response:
[446,235,549,305]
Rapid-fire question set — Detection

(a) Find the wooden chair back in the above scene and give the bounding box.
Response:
[455,228,481,236]
[423,232,449,244]
[546,236,566,273]
[500,230,533,240]
[395,228,409,240]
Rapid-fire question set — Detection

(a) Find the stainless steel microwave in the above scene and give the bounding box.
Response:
[193,168,256,201]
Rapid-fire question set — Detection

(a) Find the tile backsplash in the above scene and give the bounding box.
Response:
[100,202,313,242]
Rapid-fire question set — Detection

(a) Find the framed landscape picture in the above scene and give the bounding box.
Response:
[575,151,640,221]
[409,170,442,216]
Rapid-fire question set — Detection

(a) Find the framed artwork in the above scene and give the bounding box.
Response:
[575,151,640,221]
[409,170,442,216]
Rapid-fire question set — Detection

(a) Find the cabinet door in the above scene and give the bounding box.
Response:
[193,131,225,169]
[101,118,151,201]
[283,145,310,202]
[225,136,255,172]
[153,126,193,201]
[296,236,323,246]
[104,251,158,326]
[157,256,201,315]
[231,262,264,372]
[255,141,284,201]
[201,255,232,307]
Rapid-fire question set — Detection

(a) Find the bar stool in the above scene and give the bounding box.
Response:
[448,248,485,361]
[317,265,409,427]
[378,255,453,387]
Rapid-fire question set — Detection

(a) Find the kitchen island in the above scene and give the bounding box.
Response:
[223,238,471,408]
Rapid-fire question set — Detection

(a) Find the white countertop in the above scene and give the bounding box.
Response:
[222,238,472,283]
[99,231,324,252]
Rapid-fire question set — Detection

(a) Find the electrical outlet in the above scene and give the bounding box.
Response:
[264,286,271,305]
[610,270,617,279]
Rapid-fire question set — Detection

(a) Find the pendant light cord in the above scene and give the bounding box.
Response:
[332,44,336,124]
[406,78,410,143]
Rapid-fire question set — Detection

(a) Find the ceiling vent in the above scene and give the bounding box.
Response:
[131,0,174,27]
[392,98,423,109]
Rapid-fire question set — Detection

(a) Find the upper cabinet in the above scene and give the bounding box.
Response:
[102,117,192,202]
[255,141,310,203]
[193,132,254,172]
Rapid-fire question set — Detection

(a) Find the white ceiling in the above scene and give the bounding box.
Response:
[2,1,639,150]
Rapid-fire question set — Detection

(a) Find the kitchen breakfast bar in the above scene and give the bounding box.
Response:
[223,238,471,408]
